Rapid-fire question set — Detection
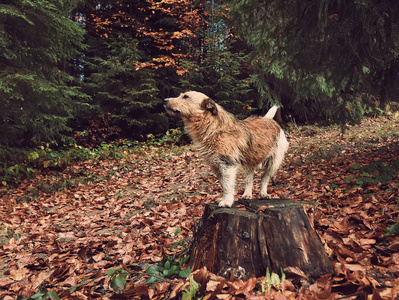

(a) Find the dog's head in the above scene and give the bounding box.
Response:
[164,91,217,118]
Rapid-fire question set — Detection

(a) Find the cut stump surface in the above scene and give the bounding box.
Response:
[189,199,332,280]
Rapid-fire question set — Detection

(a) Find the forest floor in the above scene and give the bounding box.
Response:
[0,115,399,299]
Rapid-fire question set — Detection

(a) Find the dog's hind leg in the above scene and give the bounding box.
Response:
[259,171,272,199]
[260,131,289,198]
[217,164,238,207]
[242,170,254,199]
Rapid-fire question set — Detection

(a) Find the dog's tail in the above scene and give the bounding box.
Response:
[264,105,279,119]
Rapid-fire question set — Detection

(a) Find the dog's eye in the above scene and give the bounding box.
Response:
[182,95,189,99]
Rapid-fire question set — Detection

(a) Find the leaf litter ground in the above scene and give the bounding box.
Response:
[0,116,398,299]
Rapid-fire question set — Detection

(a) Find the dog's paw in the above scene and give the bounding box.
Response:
[241,193,252,200]
[260,193,271,199]
[217,198,234,207]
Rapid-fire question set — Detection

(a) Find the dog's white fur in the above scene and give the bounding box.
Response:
[164,91,289,207]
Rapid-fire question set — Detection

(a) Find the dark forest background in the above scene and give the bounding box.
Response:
[1,0,399,148]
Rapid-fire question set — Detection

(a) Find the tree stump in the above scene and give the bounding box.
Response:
[188,199,332,280]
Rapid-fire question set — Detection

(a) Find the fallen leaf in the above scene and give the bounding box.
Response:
[0,277,14,288]
[92,252,105,262]
[9,268,29,281]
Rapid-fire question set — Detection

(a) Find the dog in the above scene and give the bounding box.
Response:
[164,91,289,207]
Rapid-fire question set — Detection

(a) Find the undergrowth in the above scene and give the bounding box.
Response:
[346,161,399,187]
[0,144,118,186]
[0,129,186,186]
[106,228,191,294]
[1,116,397,187]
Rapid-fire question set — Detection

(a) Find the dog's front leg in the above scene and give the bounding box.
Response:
[216,164,238,207]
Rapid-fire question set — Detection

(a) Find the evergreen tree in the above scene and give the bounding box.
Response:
[79,0,203,87]
[84,34,166,140]
[75,0,204,138]
[180,38,257,118]
[179,2,257,118]
[0,0,88,146]
[227,0,399,124]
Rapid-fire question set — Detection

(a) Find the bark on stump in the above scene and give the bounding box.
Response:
[188,199,332,280]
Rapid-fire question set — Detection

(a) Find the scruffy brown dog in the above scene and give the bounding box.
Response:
[164,91,289,207]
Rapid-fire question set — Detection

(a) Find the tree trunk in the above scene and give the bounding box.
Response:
[188,199,332,280]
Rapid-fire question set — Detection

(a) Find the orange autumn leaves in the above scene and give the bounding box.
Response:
[84,0,207,75]
[0,116,398,298]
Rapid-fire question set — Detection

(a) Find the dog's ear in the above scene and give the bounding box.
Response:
[201,98,217,115]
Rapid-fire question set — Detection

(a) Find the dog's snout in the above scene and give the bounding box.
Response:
[163,98,170,104]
